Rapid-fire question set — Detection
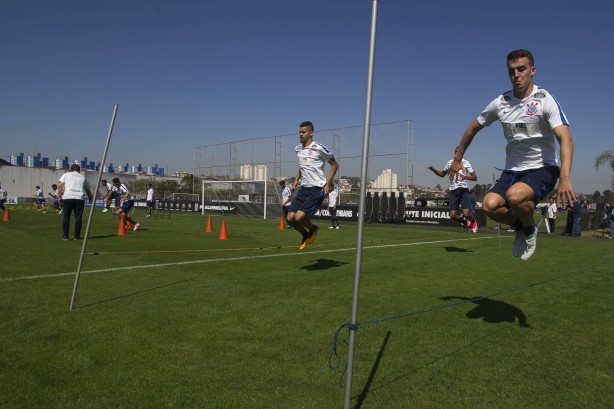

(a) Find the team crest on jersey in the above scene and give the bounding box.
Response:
[526,101,539,116]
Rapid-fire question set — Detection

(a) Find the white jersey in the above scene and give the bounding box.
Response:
[147,188,155,201]
[0,189,6,200]
[547,202,557,219]
[328,189,338,207]
[295,141,334,188]
[477,85,569,171]
[443,158,474,190]
[281,186,292,207]
[105,182,116,193]
[118,184,132,201]
[59,171,89,200]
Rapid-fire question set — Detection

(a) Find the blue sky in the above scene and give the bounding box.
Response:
[2,0,613,193]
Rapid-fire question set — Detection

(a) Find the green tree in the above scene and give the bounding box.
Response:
[595,150,614,190]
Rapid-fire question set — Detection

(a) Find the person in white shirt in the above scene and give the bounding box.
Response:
[113,177,139,231]
[33,186,47,213]
[287,121,338,250]
[449,49,575,261]
[547,197,557,235]
[49,184,62,214]
[428,157,478,233]
[279,180,292,227]
[0,187,7,211]
[327,183,340,229]
[58,164,93,240]
[146,184,155,217]
[101,179,119,212]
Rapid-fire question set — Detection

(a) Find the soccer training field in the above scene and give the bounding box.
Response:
[1,206,612,408]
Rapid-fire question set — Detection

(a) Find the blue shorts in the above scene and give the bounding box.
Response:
[287,186,324,216]
[449,187,471,211]
[328,207,337,216]
[489,166,560,202]
[121,200,135,213]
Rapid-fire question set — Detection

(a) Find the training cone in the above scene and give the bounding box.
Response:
[125,213,133,229]
[3,208,10,222]
[117,216,126,236]
[205,216,214,233]
[218,220,228,240]
[278,216,285,230]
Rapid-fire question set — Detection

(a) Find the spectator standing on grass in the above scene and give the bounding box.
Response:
[279,180,292,228]
[0,186,7,211]
[428,158,478,233]
[113,177,140,231]
[546,197,557,234]
[572,198,583,237]
[146,184,155,218]
[327,183,340,229]
[287,121,338,250]
[448,49,575,261]
[34,185,47,213]
[58,164,93,241]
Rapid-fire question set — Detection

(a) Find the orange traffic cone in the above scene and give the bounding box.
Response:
[278,216,285,230]
[218,220,228,240]
[205,216,214,233]
[3,208,10,222]
[117,215,126,236]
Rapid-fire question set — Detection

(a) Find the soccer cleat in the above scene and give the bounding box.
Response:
[335,226,340,229]
[328,226,334,229]
[298,234,309,251]
[133,223,140,231]
[464,219,471,233]
[471,219,478,233]
[58,209,63,214]
[102,208,109,213]
[62,237,69,241]
[520,225,538,261]
[512,230,524,257]
[305,225,319,245]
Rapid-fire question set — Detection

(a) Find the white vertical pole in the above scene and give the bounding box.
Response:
[69,104,119,311]
[344,1,378,408]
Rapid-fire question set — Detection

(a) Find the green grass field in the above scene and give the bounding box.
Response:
[1,206,612,408]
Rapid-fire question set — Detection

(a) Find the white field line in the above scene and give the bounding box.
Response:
[1,236,501,282]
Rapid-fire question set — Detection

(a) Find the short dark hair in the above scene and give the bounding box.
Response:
[507,49,534,66]
[279,180,286,185]
[112,177,120,184]
[101,179,107,183]
[300,121,314,131]
[70,164,81,172]
[52,184,57,189]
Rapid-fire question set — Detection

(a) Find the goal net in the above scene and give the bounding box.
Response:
[201,180,280,219]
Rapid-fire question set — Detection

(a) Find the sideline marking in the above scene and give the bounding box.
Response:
[1,236,500,282]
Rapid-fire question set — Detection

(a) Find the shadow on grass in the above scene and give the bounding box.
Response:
[301,258,349,271]
[354,330,392,409]
[75,278,193,309]
[440,295,531,328]
[444,246,473,252]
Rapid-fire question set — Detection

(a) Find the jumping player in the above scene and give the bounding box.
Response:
[448,49,575,261]
[287,121,338,250]
[427,158,478,233]
[113,178,140,231]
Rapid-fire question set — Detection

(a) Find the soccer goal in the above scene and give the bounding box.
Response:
[202,179,280,219]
